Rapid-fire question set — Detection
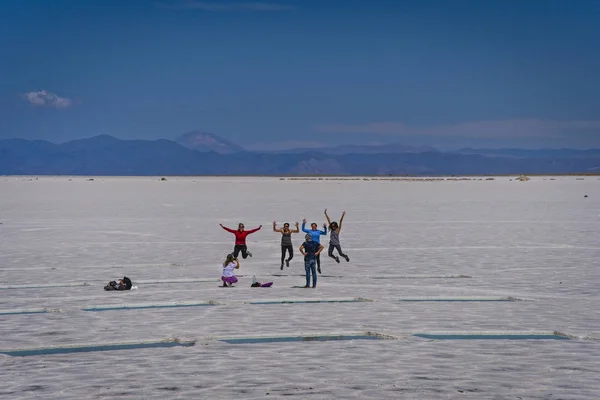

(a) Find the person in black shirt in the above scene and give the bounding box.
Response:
[299,233,324,288]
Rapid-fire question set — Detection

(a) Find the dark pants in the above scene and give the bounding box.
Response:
[233,244,249,259]
[328,244,347,259]
[281,245,293,264]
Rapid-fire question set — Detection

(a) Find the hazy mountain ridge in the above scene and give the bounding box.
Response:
[1,134,599,175]
[175,131,244,154]
[453,147,600,158]
[260,143,439,155]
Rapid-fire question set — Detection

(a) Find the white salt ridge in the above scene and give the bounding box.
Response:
[0,278,218,289]
[135,278,219,284]
[1,295,532,312]
[0,282,91,289]
[0,262,188,271]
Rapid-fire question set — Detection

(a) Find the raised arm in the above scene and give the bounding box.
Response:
[247,225,262,234]
[338,211,346,232]
[324,209,332,225]
[320,223,327,235]
[292,222,300,233]
[220,223,235,233]
[301,219,310,233]
[234,258,240,269]
[273,221,282,233]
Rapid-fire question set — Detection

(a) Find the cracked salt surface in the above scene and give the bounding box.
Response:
[1,176,599,399]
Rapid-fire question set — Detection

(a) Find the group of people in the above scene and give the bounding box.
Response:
[219,209,349,288]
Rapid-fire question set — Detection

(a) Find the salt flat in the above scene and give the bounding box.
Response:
[1,175,599,399]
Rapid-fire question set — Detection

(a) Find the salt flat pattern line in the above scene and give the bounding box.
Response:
[0,282,92,289]
[394,296,527,302]
[0,296,530,313]
[1,331,585,357]
[0,338,196,357]
[82,301,218,311]
[0,308,61,315]
[0,275,474,288]
[0,278,219,289]
[246,297,373,305]
[0,263,187,271]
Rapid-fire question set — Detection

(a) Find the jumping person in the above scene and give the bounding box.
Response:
[273,221,300,270]
[301,219,327,274]
[324,209,350,263]
[220,222,262,259]
[299,233,324,288]
[221,253,240,287]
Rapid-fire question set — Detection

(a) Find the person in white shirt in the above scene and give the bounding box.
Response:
[221,253,240,287]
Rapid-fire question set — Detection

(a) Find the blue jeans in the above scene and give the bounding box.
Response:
[304,257,317,287]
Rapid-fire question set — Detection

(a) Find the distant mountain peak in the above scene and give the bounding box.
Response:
[175,131,244,154]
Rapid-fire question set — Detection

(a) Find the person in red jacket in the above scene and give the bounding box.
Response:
[220,222,262,259]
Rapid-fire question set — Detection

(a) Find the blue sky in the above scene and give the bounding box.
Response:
[1,0,599,150]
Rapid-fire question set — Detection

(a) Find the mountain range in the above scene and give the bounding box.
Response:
[1,131,599,175]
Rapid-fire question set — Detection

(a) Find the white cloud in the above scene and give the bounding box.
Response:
[22,90,73,109]
[157,0,295,11]
[314,119,600,138]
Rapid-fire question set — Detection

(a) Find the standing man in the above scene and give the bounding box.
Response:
[220,222,262,259]
[299,233,324,288]
[301,219,327,273]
